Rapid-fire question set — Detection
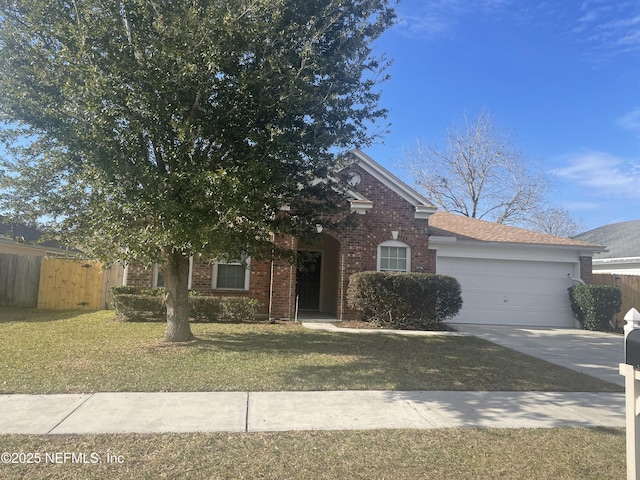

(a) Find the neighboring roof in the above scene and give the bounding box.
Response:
[429,211,603,249]
[0,221,66,250]
[573,220,640,259]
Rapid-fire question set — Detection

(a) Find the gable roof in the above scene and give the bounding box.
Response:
[347,149,437,219]
[428,211,603,249]
[573,220,640,259]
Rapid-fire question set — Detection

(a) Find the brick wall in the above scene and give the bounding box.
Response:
[268,236,297,319]
[330,164,433,320]
[125,259,273,316]
[125,264,153,288]
[579,256,593,285]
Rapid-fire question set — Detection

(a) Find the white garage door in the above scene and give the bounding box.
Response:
[437,257,576,327]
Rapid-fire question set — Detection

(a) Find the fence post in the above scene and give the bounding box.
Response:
[621,307,640,480]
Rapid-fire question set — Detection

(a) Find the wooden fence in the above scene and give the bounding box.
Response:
[593,273,640,328]
[37,258,104,310]
[102,262,126,309]
[0,253,126,310]
[0,254,41,307]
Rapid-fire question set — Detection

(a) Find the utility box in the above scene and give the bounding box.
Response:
[626,329,640,368]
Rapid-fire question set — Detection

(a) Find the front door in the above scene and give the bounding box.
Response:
[296,252,322,310]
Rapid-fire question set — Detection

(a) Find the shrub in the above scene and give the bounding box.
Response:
[190,296,260,322]
[112,294,165,322]
[140,287,165,296]
[568,285,622,331]
[114,293,259,323]
[111,285,137,295]
[220,297,260,322]
[347,271,462,330]
[189,296,223,322]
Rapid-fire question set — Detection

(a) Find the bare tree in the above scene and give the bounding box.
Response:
[526,207,585,237]
[401,111,549,225]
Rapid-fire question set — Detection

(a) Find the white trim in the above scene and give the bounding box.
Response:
[428,235,457,244]
[350,149,438,219]
[212,257,251,291]
[593,257,640,265]
[152,264,164,288]
[433,241,586,263]
[350,200,374,214]
[377,240,411,272]
[311,176,375,214]
[152,258,193,289]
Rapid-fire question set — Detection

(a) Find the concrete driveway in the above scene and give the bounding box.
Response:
[453,324,625,387]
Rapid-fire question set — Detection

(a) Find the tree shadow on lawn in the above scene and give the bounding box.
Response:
[0,307,95,323]
[152,329,623,392]
[188,328,455,356]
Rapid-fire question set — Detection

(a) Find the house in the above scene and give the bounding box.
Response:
[124,149,603,327]
[573,220,640,275]
[0,221,71,257]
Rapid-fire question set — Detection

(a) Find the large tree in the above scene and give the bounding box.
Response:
[0,0,395,341]
[401,111,548,225]
[525,207,585,238]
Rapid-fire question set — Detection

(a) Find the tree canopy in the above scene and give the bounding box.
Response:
[0,0,396,340]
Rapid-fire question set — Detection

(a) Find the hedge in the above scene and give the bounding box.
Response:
[113,293,259,323]
[346,271,463,330]
[568,284,622,331]
[112,294,164,322]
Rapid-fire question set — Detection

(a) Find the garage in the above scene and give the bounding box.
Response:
[437,256,577,327]
[427,211,603,328]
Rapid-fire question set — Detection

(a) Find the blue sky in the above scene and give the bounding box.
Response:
[364,0,640,232]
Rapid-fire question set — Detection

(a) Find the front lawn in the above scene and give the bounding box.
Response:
[0,307,622,393]
[0,428,625,479]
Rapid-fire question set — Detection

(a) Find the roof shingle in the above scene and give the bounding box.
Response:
[428,211,602,249]
[574,220,640,259]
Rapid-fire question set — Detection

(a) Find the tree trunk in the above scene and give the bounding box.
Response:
[162,248,195,342]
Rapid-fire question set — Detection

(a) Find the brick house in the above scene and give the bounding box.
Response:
[125,149,603,327]
[125,149,438,321]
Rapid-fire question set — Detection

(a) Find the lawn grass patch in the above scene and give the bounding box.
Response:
[0,307,622,393]
[0,428,625,479]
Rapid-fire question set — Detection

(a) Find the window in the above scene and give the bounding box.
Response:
[213,257,250,290]
[377,241,411,272]
[152,264,165,288]
[153,258,193,289]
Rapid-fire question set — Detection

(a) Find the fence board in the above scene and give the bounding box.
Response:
[593,273,640,328]
[38,258,104,310]
[0,254,41,307]
[102,262,125,309]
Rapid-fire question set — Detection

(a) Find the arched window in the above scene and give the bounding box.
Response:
[377,240,411,272]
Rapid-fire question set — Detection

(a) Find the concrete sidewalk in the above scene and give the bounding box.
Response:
[0,390,625,435]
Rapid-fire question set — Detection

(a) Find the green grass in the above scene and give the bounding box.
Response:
[0,428,625,479]
[0,307,622,393]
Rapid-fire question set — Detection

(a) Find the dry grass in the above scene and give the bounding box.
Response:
[0,428,625,479]
[0,307,622,393]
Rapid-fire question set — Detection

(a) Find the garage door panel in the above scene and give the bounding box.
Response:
[438,257,576,327]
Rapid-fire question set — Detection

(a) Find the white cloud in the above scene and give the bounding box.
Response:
[558,200,601,212]
[394,0,513,40]
[618,108,640,133]
[552,151,640,196]
[572,2,640,56]
[395,0,640,59]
